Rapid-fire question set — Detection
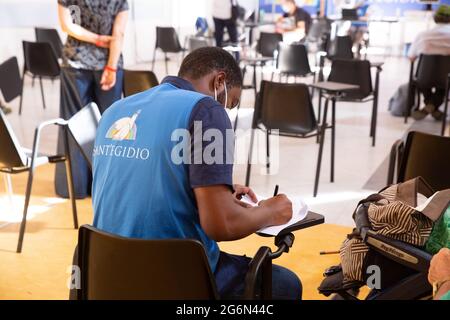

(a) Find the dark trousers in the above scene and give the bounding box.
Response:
[55,67,123,199]
[214,251,302,300]
[213,17,238,47]
[421,87,445,110]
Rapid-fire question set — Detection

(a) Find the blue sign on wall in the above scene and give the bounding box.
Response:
[259,0,450,17]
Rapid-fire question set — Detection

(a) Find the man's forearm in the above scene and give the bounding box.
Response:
[106,35,124,68]
[65,24,99,44]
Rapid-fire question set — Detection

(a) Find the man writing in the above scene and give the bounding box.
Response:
[91,47,302,299]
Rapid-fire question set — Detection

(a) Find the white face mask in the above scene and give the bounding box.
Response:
[214,82,228,108]
[282,5,291,13]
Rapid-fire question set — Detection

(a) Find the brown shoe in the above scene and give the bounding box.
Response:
[424,104,436,114]
[431,110,445,121]
[412,109,428,121]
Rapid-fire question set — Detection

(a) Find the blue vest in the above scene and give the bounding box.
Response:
[92,83,220,271]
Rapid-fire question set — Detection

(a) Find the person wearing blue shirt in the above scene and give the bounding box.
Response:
[90,47,302,299]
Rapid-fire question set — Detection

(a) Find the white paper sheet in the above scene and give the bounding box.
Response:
[241,194,309,236]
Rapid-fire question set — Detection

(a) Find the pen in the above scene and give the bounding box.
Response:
[273,185,279,197]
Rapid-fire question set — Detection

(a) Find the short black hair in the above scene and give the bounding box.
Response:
[178,47,243,88]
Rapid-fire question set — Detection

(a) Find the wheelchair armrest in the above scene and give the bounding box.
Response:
[243,246,272,300]
[365,230,431,273]
[387,139,404,185]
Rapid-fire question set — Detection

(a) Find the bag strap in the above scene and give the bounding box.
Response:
[396,177,435,207]
[417,189,450,222]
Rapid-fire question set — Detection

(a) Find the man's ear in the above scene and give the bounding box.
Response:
[212,71,227,92]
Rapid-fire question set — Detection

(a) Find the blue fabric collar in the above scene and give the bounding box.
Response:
[162,76,196,92]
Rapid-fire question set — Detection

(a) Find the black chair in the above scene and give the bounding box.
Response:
[151,27,186,75]
[75,224,300,300]
[405,54,450,124]
[0,110,77,253]
[443,73,450,136]
[123,70,159,97]
[76,225,218,300]
[67,102,101,170]
[241,33,283,98]
[35,27,64,60]
[245,81,333,197]
[276,43,316,87]
[388,131,450,192]
[20,41,60,115]
[187,36,210,52]
[0,57,22,108]
[319,59,382,146]
[327,35,354,60]
[257,32,283,59]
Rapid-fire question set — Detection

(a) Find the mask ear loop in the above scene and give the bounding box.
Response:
[214,86,218,101]
[224,83,228,108]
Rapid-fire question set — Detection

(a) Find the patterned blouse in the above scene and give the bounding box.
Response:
[58,0,128,70]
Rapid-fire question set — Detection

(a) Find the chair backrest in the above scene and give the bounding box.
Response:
[276,43,312,76]
[256,81,317,135]
[155,27,183,53]
[328,59,373,99]
[257,32,283,58]
[188,37,210,52]
[35,27,64,59]
[23,41,60,77]
[123,70,159,97]
[77,225,219,300]
[327,35,354,60]
[398,131,450,192]
[415,54,450,89]
[306,18,331,43]
[0,109,27,169]
[67,103,101,170]
[0,57,22,103]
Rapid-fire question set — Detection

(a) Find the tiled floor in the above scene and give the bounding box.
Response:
[2,54,448,227]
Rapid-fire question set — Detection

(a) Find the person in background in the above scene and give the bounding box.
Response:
[277,0,312,37]
[55,0,128,199]
[408,5,450,121]
[90,47,302,299]
[429,248,450,300]
[212,0,238,47]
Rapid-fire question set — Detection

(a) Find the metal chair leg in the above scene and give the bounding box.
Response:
[16,168,34,253]
[442,78,450,136]
[314,99,329,197]
[64,128,78,229]
[317,91,323,144]
[3,173,14,208]
[245,128,256,187]
[151,47,157,71]
[266,130,270,174]
[331,98,336,183]
[234,104,240,132]
[39,76,46,110]
[19,67,26,115]
[164,53,169,75]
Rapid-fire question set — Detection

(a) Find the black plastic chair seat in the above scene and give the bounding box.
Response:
[277,43,314,77]
[23,41,60,78]
[0,57,22,103]
[328,59,373,100]
[259,81,318,134]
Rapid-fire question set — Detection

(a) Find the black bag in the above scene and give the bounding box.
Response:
[231,0,245,22]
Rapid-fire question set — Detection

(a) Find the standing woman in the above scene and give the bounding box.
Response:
[55,0,128,198]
